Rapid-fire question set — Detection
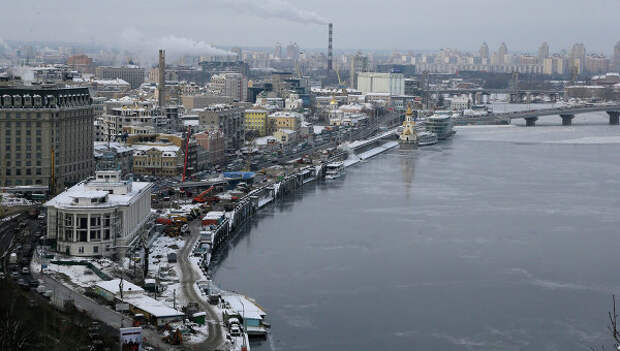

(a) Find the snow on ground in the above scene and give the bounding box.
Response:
[148,235,187,306]
[258,196,274,208]
[183,323,210,344]
[1,195,36,206]
[344,153,361,168]
[46,262,103,288]
[0,214,20,223]
[358,141,398,160]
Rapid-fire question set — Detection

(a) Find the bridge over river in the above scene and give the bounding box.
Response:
[453,103,620,126]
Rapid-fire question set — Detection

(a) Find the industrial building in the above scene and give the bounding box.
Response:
[95,66,145,89]
[357,72,405,96]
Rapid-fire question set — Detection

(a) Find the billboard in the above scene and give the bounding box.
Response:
[120,327,142,351]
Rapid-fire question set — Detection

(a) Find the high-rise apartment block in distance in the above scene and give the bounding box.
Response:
[538,42,549,63]
[95,65,145,89]
[585,55,610,74]
[570,43,586,74]
[543,56,566,75]
[613,41,620,72]
[479,42,489,60]
[0,87,94,193]
[497,42,508,65]
[158,49,166,108]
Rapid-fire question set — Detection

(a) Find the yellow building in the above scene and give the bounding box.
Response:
[244,109,269,136]
[132,144,183,177]
[268,111,302,134]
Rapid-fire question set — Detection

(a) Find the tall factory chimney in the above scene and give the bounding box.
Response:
[158,49,166,109]
[327,23,333,72]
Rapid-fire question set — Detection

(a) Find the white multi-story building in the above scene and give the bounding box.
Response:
[357,72,404,96]
[100,98,164,140]
[208,73,248,101]
[449,95,470,111]
[45,170,152,257]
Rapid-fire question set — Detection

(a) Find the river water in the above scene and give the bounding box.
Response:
[214,106,620,350]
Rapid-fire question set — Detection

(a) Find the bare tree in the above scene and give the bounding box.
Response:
[0,312,32,351]
[610,295,620,349]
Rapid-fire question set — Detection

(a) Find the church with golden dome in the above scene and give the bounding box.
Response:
[399,104,418,146]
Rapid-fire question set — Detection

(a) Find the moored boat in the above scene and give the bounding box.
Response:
[417,131,438,146]
[325,161,345,179]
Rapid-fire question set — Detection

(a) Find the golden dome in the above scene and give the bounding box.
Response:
[406,103,413,116]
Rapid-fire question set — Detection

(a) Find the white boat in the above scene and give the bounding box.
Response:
[417,131,438,146]
[325,161,345,180]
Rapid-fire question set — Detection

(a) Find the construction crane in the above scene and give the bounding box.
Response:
[335,64,348,96]
[192,186,215,203]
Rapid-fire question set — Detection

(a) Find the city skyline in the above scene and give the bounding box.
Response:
[2,0,620,53]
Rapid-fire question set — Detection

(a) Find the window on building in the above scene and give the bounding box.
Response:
[93,246,98,253]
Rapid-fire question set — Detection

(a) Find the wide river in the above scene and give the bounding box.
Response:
[214,105,620,350]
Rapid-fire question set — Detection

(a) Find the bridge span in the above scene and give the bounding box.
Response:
[454,103,620,127]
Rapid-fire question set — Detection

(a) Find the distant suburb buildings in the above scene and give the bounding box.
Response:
[45,170,152,257]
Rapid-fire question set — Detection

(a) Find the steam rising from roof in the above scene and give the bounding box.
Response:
[119,28,234,66]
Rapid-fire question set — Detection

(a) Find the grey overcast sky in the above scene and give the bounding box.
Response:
[2,0,620,54]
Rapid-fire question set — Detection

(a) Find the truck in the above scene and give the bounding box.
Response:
[9,253,17,265]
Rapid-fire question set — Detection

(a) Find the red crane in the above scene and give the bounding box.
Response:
[192,186,215,203]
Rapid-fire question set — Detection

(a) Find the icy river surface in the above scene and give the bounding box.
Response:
[214,108,620,350]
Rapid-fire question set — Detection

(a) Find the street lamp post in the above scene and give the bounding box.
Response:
[240,298,247,351]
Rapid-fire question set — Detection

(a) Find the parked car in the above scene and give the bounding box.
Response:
[230,324,241,336]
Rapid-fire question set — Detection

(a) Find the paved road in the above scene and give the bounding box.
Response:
[179,220,225,351]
